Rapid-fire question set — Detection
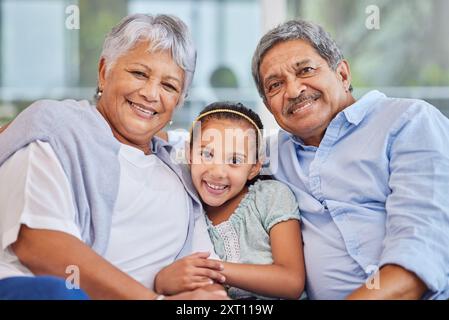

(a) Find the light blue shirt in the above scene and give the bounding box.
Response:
[264,90,449,299]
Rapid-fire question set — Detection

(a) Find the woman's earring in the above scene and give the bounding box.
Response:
[169,120,173,126]
[96,87,103,99]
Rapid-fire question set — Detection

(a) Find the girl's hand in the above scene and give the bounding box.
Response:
[154,252,226,295]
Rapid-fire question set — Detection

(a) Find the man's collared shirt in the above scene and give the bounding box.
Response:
[265,90,449,299]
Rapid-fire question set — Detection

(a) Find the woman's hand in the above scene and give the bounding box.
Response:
[154,252,226,295]
[166,287,230,300]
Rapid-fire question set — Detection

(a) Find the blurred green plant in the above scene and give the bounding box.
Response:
[78,0,127,87]
[209,65,239,88]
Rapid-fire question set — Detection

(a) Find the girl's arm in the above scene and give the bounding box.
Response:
[219,219,305,299]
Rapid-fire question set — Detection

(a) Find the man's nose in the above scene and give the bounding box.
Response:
[285,78,307,100]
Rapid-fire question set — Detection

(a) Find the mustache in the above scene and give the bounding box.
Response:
[283,92,322,116]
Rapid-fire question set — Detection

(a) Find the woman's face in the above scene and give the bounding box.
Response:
[97,40,184,153]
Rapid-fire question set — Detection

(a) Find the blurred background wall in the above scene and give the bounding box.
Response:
[1,0,448,131]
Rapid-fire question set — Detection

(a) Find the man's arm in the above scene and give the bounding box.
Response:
[353,105,449,299]
[346,264,427,300]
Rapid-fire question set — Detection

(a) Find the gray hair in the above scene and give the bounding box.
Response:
[252,19,351,99]
[99,13,196,106]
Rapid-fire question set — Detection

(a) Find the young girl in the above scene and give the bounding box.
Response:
[156,102,305,299]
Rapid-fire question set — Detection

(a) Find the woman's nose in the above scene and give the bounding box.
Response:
[139,79,159,101]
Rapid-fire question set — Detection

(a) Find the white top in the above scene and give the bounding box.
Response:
[0,140,217,289]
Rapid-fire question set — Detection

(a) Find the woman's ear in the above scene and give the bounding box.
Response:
[248,161,262,181]
[98,57,107,89]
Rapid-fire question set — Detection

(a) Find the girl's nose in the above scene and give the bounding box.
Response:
[208,163,227,179]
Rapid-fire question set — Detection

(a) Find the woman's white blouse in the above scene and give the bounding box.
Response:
[0,140,217,289]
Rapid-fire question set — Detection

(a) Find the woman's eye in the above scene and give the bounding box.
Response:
[163,83,179,93]
[131,71,147,79]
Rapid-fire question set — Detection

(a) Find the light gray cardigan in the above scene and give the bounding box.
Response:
[0,99,201,257]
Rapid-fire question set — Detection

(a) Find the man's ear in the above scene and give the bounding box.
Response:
[248,161,262,181]
[336,59,352,92]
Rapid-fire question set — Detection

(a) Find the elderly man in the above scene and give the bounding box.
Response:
[252,20,449,299]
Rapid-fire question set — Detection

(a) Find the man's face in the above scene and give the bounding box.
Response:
[259,39,352,146]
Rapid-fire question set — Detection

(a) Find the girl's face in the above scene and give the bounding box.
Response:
[190,118,262,208]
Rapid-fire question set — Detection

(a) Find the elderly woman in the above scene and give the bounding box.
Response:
[0,14,226,300]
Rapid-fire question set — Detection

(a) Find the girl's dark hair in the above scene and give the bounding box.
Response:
[190,101,264,160]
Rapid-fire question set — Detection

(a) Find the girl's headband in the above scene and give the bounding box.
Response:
[191,109,262,138]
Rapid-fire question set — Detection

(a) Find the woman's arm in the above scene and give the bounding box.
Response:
[12,225,157,299]
[12,225,228,300]
[0,122,10,134]
[218,219,305,299]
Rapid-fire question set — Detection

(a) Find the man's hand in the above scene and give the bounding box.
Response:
[154,252,226,295]
[346,264,427,300]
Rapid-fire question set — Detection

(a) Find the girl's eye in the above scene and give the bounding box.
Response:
[201,150,213,160]
[229,155,244,165]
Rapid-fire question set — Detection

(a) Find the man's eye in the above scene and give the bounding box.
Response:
[299,67,316,76]
[267,81,282,93]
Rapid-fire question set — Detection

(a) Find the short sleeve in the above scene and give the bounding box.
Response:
[253,180,300,232]
[0,141,81,251]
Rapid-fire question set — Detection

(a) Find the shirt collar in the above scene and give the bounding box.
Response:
[342,90,386,126]
[286,90,386,149]
[287,131,317,151]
